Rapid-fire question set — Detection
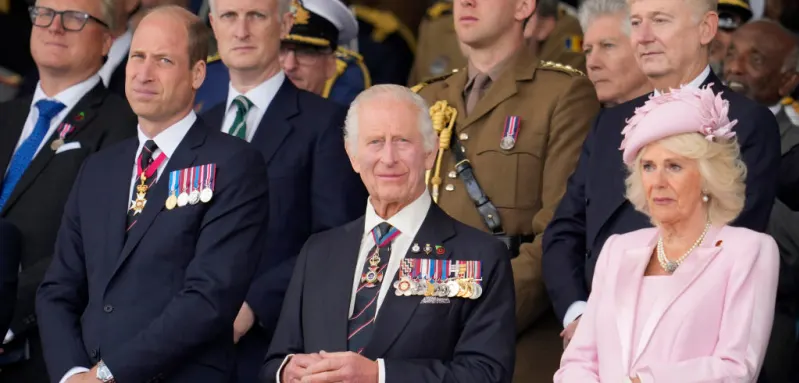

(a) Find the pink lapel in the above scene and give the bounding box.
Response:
[615,240,654,372]
[631,226,724,366]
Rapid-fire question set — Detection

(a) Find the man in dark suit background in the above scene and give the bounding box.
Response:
[0,218,21,343]
[262,84,516,383]
[36,6,269,383]
[542,0,781,353]
[0,0,137,380]
[201,0,367,380]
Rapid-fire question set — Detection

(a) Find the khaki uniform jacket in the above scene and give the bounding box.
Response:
[415,48,600,335]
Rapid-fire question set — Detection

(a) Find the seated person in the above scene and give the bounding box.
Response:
[555,85,780,382]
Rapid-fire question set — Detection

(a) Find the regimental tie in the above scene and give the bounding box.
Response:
[126,140,166,233]
[228,95,254,140]
[347,222,401,354]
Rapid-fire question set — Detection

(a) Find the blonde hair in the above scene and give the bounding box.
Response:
[624,132,746,226]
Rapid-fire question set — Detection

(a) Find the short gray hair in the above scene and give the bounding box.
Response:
[344,85,437,154]
[579,0,631,35]
[210,0,290,19]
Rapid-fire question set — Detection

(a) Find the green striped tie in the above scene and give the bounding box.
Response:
[228,95,253,140]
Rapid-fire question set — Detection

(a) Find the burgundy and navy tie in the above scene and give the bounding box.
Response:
[347,222,400,353]
[126,140,159,232]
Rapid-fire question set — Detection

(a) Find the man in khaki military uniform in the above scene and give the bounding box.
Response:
[413,0,600,381]
[410,0,586,84]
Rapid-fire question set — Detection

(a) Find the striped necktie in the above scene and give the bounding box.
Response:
[228,95,253,140]
[347,222,400,354]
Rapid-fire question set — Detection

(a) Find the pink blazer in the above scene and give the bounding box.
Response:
[554,225,779,383]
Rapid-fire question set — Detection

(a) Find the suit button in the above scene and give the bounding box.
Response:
[91,349,98,358]
[103,305,113,313]
[585,198,590,206]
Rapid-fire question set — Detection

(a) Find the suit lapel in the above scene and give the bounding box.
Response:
[631,226,723,366]
[615,243,652,372]
[0,97,31,180]
[250,79,297,165]
[112,121,205,275]
[103,140,138,283]
[322,217,365,352]
[363,205,456,358]
[1,83,107,215]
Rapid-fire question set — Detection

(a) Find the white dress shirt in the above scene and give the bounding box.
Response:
[59,111,197,383]
[562,66,713,329]
[221,72,285,142]
[6,74,101,173]
[277,190,433,383]
[98,29,132,87]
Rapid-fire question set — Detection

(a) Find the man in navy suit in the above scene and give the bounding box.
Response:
[201,0,367,381]
[542,0,781,350]
[0,218,21,339]
[36,6,269,383]
[262,85,516,383]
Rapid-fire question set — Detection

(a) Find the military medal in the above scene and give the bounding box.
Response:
[361,247,385,288]
[200,163,216,203]
[177,169,189,207]
[188,166,201,205]
[165,170,179,210]
[393,259,414,296]
[468,261,483,300]
[129,147,167,216]
[51,122,75,151]
[499,115,521,151]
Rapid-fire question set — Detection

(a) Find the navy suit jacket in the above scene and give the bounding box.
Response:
[35,118,270,383]
[0,218,21,334]
[542,71,782,322]
[203,79,367,337]
[261,204,517,383]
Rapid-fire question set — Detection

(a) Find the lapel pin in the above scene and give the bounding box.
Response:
[715,240,723,247]
[411,243,420,253]
[74,111,85,122]
[424,243,432,255]
[435,245,445,255]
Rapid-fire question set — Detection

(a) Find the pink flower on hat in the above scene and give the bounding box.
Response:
[619,84,738,165]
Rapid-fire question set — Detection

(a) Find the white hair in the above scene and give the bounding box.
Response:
[210,0,291,19]
[579,0,631,35]
[344,84,437,155]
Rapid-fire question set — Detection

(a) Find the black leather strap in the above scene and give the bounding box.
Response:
[495,234,536,258]
[450,134,504,234]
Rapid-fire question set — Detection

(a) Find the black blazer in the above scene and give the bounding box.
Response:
[36,118,270,383]
[542,71,782,322]
[0,218,21,334]
[202,79,367,336]
[0,83,137,338]
[261,204,517,383]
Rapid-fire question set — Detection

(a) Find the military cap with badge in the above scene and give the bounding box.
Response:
[718,0,753,31]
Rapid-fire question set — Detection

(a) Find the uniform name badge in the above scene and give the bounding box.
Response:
[500,115,521,151]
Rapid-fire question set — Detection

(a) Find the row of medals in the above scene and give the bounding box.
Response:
[165,187,213,210]
[393,276,482,299]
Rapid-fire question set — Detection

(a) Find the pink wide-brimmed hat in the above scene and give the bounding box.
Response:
[620,84,738,165]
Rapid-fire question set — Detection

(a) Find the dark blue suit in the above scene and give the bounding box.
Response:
[542,71,781,323]
[0,218,21,335]
[261,203,516,382]
[36,118,270,383]
[203,78,368,382]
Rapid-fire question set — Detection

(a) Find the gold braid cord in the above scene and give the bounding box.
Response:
[426,101,457,203]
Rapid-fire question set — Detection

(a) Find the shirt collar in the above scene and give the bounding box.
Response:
[464,54,514,92]
[135,111,197,158]
[225,71,286,113]
[99,29,133,86]
[32,74,101,113]
[653,65,711,97]
[363,188,432,238]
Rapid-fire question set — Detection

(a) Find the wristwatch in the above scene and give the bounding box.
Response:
[96,360,115,383]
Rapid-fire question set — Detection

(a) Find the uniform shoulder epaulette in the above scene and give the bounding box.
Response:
[538,60,585,77]
[411,68,459,93]
[333,48,372,88]
[206,52,221,64]
[426,1,453,19]
[352,5,417,52]
[335,47,365,62]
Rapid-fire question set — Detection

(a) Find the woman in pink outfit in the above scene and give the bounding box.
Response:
[554,85,780,383]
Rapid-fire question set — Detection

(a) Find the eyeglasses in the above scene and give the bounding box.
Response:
[29,6,109,32]
[279,45,331,66]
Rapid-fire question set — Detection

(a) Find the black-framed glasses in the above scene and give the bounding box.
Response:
[29,6,109,31]
[278,45,331,66]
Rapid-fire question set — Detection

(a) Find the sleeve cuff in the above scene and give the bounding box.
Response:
[276,354,294,383]
[563,301,587,328]
[378,358,385,383]
[59,367,91,383]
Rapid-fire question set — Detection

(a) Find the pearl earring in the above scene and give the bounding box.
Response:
[702,194,709,203]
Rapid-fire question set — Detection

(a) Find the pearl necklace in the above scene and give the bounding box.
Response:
[656,221,711,274]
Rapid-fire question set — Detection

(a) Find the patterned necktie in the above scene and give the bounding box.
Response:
[348,222,400,354]
[228,95,253,140]
[0,99,66,210]
[126,140,159,232]
[465,72,490,116]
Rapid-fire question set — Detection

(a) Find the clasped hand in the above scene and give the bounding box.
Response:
[282,350,378,383]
